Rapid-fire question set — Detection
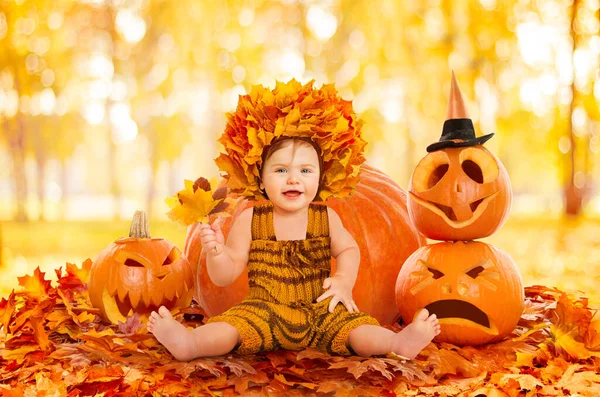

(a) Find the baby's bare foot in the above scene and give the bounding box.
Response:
[390,309,441,359]
[148,306,198,361]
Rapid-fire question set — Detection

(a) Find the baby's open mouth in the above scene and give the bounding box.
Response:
[283,190,303,198]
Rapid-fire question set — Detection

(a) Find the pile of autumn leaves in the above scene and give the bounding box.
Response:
[1,262,599,396]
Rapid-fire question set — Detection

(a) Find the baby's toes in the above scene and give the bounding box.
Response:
[158,306,172,318]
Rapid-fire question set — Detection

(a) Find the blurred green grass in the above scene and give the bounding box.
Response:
[1,215,600,307]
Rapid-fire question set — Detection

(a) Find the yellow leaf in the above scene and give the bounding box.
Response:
[0,346,39,363]
[550,324,591,359]
[165,178,227,226]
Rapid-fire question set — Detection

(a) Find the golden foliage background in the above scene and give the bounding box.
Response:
[0,1,599,301]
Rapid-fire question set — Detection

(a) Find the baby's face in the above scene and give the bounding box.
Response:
[260,142,320,213]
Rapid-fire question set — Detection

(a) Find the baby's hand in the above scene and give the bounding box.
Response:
[199,219,225,256]
[316,275,359,314]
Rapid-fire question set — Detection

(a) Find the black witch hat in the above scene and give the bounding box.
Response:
[426,72,494,153]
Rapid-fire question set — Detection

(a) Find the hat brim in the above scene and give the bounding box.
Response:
[426,133,494,153]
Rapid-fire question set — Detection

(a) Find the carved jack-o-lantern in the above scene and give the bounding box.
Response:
[395,241,524,346]
[89,211,194,324]
[408,145,512,241]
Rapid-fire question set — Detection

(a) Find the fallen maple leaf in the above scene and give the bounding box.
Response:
[228,369,270,394]
[17,267,53,299]
[585,317,600,350]
[2,266,600,396]
[273,373,318,390]
[0,291,16,333]
[428,347,482,378]
[117,313,144,335]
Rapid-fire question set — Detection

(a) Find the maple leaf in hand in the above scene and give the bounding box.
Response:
[165,177,229,225]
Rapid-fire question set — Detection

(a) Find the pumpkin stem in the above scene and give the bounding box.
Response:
[129,210,151,238]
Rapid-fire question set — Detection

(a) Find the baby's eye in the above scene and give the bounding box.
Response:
[275,168,287,174]
[301,169,312,174]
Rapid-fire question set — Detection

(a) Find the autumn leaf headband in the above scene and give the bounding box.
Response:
[214,79,367,200]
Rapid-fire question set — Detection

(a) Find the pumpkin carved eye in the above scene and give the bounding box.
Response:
[466,265,485,279]
[461,160,483,183]
[428,164,449,189]
[162,248,181,266]
[125,259,144,267]
[412,151,451,192]
[428,268,445,279]
[459,147,499,183]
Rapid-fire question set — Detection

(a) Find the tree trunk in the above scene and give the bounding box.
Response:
[564,0,584,216]
[146,126,158,218]
[169,158,180,198]
[60,158,68,220]
[10,116,28,222]
[33,119,47,222]
[108,128,121,220]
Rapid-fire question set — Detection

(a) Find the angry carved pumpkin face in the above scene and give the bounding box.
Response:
[408,146,512,241]
[395,241,524,346]
[89,215,194,324]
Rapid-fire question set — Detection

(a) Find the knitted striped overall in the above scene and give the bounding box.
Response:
[207,202,379,355]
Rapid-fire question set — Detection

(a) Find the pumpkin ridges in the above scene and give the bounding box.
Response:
[396,241,524,345]
[89,212,194,324]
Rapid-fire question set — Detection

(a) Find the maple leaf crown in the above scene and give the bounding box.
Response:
[214,79,367,200]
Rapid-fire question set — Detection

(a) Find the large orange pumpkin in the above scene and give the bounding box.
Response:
[89,211,194,324]
[395,241,524,346]
[408,145,512,241]
[185,164,425,325]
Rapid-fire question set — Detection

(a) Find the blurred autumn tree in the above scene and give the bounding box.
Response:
[0,0,598,222]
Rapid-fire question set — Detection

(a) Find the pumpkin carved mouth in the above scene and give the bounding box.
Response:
[102,285,181,323]
[424,299,498,335]
[409,191,498,225]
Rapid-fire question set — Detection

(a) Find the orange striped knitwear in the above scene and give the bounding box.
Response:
[207,202,379,355]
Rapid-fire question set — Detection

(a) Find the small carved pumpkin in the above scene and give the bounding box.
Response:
[395,241,524,346]
[408,146,512,241]
[89,211,194,324]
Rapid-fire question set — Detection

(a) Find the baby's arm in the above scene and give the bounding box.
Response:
[204,208,253,287]
[328,207,360,287]
[316,207,360,313]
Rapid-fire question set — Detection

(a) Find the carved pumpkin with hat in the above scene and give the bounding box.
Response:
[407,72,513,241]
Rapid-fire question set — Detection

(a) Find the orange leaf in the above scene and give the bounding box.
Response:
[117,313,143,335]
[68,259,92,284]
[17,267,53,298]
[222,357,258,377]
[30,316,51,351]
[0,291,16,333]
[273,373,318,390]
[229,369,270,394]
[316,380,355,394]
[431,348,481,378]
[266,351,288,367]
[585,317,600,350]
[552,293,592,340]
